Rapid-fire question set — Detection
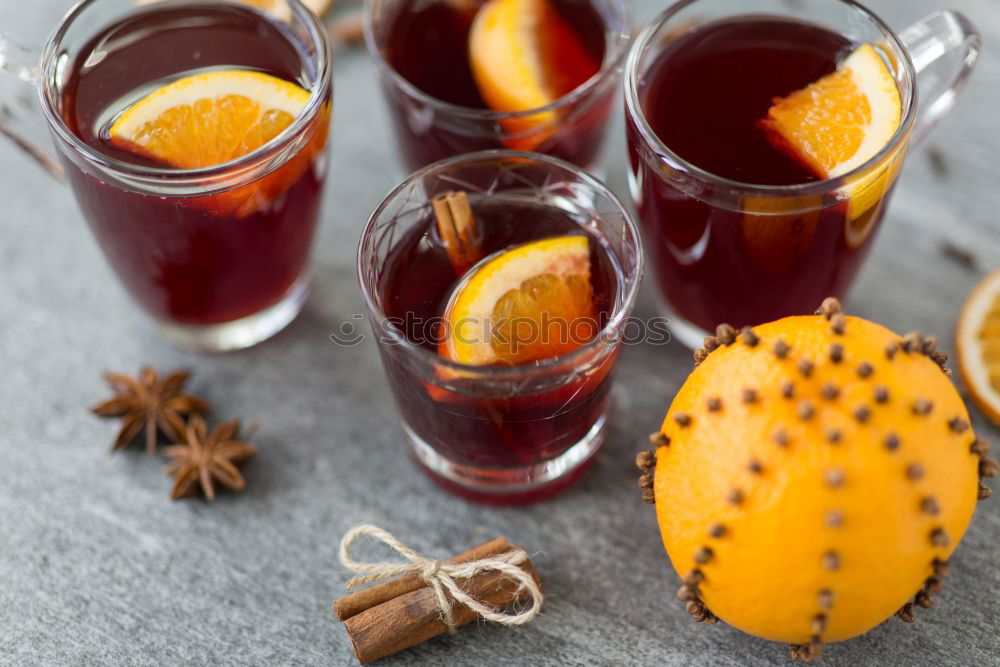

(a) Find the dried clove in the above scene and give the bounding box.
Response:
[829,343,844,364]
[930,527,950,548]
[854,405,871,423]
[816,297,842,320]
[648,432,670,448]
[740,327,760,347]
[897,602,916,623]
[781,380,795,399]
[715,324,737,346]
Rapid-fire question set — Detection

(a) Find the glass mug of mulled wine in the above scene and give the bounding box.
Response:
[0,0,332,351]
[363,0,630,172]
[358,151,643,504]
[625,0,980,348]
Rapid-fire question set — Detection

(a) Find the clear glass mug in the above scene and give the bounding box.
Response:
[624,0,980,349]
[363,0,630,173]
[358,150,643,504]
[0,0,333,352]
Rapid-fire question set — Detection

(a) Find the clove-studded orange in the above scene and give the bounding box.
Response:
[638,298,994,661]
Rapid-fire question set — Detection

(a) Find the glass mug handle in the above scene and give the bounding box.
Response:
[899,10,981,146]
[0,31,65,181]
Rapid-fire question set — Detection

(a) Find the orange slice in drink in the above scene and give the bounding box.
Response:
[441,236,596,366]
[468,0,600,150]
[761,44,901,179]
[110,70,309,169]
[761,44,903,225]
[109,70,323,217]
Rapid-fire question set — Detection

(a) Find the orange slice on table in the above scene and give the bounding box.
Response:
[760,43,903,227]
[441,236,596,366]
[468,0,600,150]
[109,70,324,217]
[957,267,1000,427]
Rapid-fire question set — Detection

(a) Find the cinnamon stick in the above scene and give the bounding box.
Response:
[432,191,483,275]
[334,536,512,621]
[333,537,540,664]
[0,112,64,182]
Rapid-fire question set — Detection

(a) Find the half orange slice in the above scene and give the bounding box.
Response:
[468,0,600,150]
[441,236,596,366]
[110,70,310,170]
[109,70,326,217]
[957,267,1000,427]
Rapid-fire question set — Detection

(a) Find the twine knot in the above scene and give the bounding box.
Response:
[338,524,543,633]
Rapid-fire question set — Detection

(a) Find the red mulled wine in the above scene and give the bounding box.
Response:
[628,17,894,333]
[59,3,329,327]
[377,198,621,503]
[374,0,614,170]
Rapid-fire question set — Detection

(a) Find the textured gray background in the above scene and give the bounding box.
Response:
[1,0,998,665]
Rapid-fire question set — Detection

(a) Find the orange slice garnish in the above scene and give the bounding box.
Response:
[441,236,596,366]
[761,44,901,179]
[110,70,309,170]
[761,43,903,224]
[109,70,326,216]
[468,0,600,150]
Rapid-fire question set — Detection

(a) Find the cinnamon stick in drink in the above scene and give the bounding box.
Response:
[433,190,483,275]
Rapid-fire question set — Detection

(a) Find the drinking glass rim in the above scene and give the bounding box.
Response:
[623,0,919,198]
[357,149,645,379]
[362,0,632,122]
[37,0,332,183]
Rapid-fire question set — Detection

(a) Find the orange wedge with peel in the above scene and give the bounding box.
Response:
[110,70,325,217]
[957,267,1000,427]
[468,0,600,150]
[110,70,309,169]
[761,44,901,179]
[440,235,596,367]
[761,43,904,225]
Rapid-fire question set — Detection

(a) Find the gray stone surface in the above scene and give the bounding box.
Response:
[1,0,999,664]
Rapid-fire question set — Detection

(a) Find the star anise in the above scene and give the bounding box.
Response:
[91,367,210,455]
[164,415,258,501]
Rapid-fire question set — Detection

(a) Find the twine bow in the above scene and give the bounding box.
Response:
[338,524,543,632]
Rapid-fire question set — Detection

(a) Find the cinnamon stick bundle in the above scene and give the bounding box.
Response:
[333,537,540,664]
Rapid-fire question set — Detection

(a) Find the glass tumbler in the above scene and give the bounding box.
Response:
[1,0,333,352]
[358,150,643,504]
[363,0,630,173]
[624,0,979,349]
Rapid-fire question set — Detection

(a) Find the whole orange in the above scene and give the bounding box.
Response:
[639,299,994,659]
